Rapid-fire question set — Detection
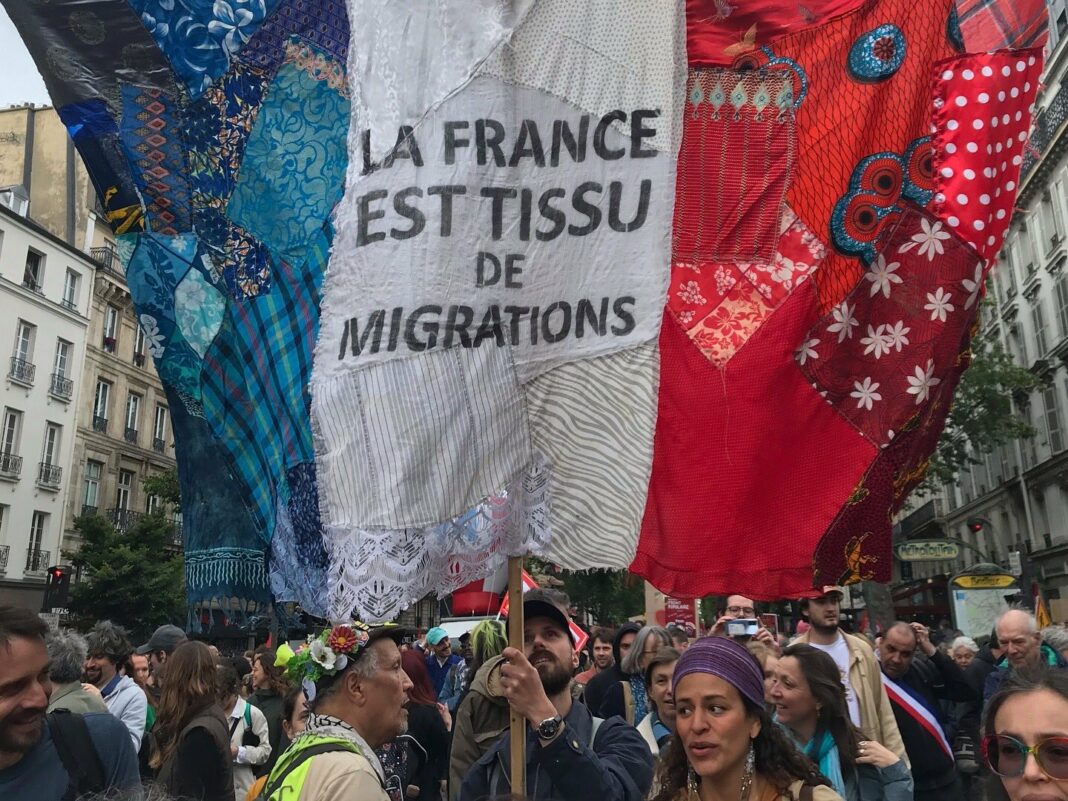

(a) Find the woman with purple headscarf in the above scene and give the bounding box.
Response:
[650,637,843,801]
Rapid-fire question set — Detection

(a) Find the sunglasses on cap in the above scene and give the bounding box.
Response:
[982,734,1068,780]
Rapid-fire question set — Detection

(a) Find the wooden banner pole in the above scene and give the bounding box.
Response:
[507,556,526,796]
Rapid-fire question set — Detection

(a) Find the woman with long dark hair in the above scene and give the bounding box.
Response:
[651,636,838,801]
[152,641,234,801]
[982,666,1068,801]
[769,644,912,801]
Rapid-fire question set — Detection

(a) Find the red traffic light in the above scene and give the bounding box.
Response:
[967,521,984,533]
[48,566,66,579]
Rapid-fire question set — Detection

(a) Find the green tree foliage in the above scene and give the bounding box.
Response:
[919,331,1041,493]
[559,569,644,626]
[67,512,185,640]
[143,467,182,512]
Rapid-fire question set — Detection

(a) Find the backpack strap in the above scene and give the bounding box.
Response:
[47,710,107,801]
[799,785,814,801]
[244,702,252,728]
[621,681,635,726]
[259,742,353,799]
[590,716,605,746]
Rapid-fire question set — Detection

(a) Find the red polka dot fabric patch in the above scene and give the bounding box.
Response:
[932,49,1043,261]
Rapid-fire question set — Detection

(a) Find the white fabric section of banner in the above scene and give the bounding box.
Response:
[314,0,684,621]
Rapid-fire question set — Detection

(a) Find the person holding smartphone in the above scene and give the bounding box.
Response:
[710,594,779,653]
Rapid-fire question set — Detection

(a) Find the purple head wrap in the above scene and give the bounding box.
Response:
[672,636,766,709]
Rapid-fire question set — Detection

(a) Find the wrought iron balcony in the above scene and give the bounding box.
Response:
[0,544,8,573]
[124,426,138,445]
[49,372,73,400]
[37,462,61,489]
[81,504,98,517]
[61,297,77,312]
[152,437,166,453]
[106,508,143,532]
[92,415,108,433]
[0,452,22,479]
[8,357,35,385]
[25,548,49,575]
[22,278,42,294]
[91,246,121,274]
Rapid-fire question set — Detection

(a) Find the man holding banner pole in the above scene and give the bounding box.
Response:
[459,590,653,801]
[878,622,976,801]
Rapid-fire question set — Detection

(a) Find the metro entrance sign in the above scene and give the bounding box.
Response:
[895,540,961,562]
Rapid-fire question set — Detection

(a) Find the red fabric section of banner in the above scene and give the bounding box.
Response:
[633,285,876,601]
[686,0,867,67]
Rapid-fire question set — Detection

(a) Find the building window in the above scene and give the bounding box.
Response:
[146,493,161,515]
[1057,274,1068,339]
[1001,248,1019,298]
[1022,402,1038,468]
[27,512,47,571]
[41,424,60,467]
[116,469,134,511]
[125,393,141,443]
[1043,386,1065,454]
[93,380,111,431]
[62,269,79,311]
[153,406,168,452]
[83,460,102,511]
[14,320,35,363]
[133,325,145,367]
[1032,299,1049,357]
[103,305,119,352]
[1,408,20,455]
[23,250,43,291]
[1018,231,1037,276]
[1041,191,1061,253]
[52,340,70,378]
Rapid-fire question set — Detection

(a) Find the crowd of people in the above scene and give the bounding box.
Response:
[2,585,1068,801]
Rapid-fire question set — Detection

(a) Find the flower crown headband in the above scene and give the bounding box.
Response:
[282,622,395,701]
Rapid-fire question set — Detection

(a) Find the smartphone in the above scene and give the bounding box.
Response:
[726,619,760,638]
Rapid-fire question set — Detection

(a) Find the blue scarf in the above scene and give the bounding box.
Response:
[784,725,845,799]
[629,674,649,724]
[650,710,672,746]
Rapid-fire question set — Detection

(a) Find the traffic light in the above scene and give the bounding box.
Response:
[967,519,984,534]
[42,565,71,614]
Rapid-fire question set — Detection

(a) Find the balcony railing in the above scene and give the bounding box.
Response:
[49,373,73,400]
[25,548,49,576]
[22,278,42,294]
[91,246,121,275]
[124,427,139,445]
[133,352,146,368]
[9,357,35,385]
[92,415,108,433]
[152,437,166,453]
[107,508,143,532]
[0,544,8,573]
[37,462,62,488]
[61,297,77,311]
[0,452,22,479]
[81,504,98,517]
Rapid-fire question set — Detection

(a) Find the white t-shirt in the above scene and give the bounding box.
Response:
[811,634,861,727]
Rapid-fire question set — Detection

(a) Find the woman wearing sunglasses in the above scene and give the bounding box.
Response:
[983,667,1068,801]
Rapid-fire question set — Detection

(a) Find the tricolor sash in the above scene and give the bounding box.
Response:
[881,673,953,759]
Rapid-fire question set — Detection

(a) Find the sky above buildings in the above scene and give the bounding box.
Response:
[0,9,51,108]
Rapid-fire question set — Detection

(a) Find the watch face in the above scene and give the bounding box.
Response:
[538,716,561,738]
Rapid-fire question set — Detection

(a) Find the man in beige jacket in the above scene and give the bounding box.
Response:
[792,586,908,765]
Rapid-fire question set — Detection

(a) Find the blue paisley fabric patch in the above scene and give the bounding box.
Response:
[128,0,283,97]
[228,42,350,265]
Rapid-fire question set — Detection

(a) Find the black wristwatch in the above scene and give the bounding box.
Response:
[536,714,563,740]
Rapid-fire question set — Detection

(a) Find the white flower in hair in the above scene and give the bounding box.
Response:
[310,638,338,672]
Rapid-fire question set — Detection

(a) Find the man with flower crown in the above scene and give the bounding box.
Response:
[259,622,413,801]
